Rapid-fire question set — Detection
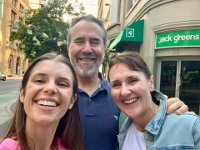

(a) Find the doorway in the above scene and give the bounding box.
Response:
[158,59,200,114]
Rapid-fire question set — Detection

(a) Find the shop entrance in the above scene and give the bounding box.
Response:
[158,59,200,114]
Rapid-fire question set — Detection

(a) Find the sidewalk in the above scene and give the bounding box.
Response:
[0,98,17,138]
[0,98,16,126]
[0,92,18,126]
[7,76,23,80]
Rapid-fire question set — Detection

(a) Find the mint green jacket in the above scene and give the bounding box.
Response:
[117,91,200,150]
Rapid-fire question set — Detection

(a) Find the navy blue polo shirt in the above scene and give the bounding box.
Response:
[78,73,120,150]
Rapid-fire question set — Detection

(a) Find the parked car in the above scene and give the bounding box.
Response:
[0,72,6,81]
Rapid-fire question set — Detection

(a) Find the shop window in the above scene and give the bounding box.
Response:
[159,60,200,115]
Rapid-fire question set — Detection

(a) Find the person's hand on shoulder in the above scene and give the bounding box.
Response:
[166,97,194,115]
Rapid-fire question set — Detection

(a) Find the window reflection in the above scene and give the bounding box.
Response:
[180,61,200,114]
[160,60,200,114]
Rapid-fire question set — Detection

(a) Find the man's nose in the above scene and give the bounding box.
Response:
[82,41,92,53]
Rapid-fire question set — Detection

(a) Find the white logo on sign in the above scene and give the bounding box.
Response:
[126,28,134,37]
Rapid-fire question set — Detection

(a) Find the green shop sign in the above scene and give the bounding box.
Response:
[156,30,200,49]
[109,20,144,50]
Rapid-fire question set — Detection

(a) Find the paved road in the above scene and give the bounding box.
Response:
[0,80,21,95]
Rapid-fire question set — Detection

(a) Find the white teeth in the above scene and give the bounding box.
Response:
[37,100,57,107]
[79,58,95,61]
[123,98,138,104]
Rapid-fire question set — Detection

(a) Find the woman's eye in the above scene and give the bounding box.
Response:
[35,80,44,84]
[128,78,137,84]
[35,79,44,83]
[111,83,121,88]
[58,82,68,87]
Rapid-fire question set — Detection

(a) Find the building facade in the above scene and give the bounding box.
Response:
[0,0,31,77]
[98,0,200,114]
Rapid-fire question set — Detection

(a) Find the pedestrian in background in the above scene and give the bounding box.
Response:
[108,51,200,150]
[66,15,189,150]
[0,52,85,150]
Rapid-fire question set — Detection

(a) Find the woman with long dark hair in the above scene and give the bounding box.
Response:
[0,52,85,150]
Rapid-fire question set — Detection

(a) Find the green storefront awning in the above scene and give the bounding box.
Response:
[109,20,144,51]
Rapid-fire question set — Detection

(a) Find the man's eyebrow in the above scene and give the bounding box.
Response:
[91,37,101,41]
[74,37,84,41]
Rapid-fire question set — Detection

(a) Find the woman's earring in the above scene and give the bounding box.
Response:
[69,105,72,109]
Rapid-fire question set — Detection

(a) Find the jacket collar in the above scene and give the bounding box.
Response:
[145,91,167,135]
[117,91,167,138]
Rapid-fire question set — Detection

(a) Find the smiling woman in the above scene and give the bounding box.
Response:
[108,51,200,150]
[0,52,85,150]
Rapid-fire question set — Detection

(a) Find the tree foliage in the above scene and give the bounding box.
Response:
[10,0,85,61]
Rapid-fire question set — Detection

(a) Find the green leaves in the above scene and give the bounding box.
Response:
[10,0,85,61]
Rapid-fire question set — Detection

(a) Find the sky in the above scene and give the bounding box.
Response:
[77,0,98,16]
[29,0,98,16]
[63,0,98,22]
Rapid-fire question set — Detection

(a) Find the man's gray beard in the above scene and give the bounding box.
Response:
[73,63,101,78]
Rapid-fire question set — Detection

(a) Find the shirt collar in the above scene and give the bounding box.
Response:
[78,72,110,94]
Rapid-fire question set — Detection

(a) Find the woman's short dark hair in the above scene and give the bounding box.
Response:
[108,51,151,81]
